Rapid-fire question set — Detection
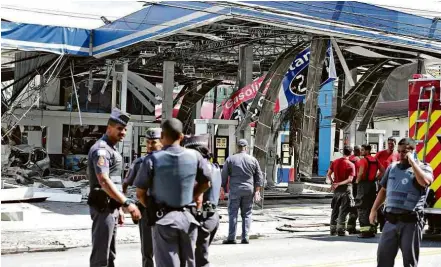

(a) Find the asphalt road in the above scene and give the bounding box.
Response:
[2,235,441,267]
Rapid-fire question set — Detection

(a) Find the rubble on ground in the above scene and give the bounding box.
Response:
[1,167,91,203]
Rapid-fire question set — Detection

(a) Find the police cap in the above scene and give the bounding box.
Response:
[146,128,161,140]
[237,139,248,147]
[182,134,209,148]
[109,108,130,126]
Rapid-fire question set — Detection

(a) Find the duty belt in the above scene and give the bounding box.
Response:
[156,204,191,219]
[385,212,419,224]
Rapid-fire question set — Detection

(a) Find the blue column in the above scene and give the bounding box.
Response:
[318,82,333,176]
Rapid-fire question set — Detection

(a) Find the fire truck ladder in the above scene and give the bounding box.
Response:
[414,85,436,162]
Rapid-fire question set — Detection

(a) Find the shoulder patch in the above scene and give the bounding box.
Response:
[97,156,105,166]
[97,149,107,156]
[99,141,107,148]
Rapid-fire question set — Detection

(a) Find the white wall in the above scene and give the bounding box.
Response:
[6,110,156,154]
[345,118,409,150]
[26,131,42,147]
[372,118,409,149]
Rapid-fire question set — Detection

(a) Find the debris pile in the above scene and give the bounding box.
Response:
[1,165,90,203]
[2,167,40,185]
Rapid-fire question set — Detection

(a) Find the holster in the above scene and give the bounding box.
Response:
[87,188,110,212]
[145,195,160,226]
[202,202,216,219]
[87,188,121,212]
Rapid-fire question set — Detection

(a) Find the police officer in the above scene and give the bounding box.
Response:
[356,144,385,238]
[326,146,356,236]
[370,138,433,267]
[347,145,361,234]
[134,118,212,267]
[221,139,263,244]
[87,108,141,267]
[182,134,222,267]
[375,137,400,232]
[122,128,162,267]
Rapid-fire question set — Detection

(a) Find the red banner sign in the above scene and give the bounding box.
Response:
[221,76,266,120]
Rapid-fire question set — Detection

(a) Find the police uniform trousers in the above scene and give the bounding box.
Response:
[330,185,353,234]
[377,213,424,267]
[139,208,154,267]
[90,206,118,267]
[227,192,253,241]
[195,212,220,267]
[356,181,377,235]
[153,210,199,267]
[347,182,358,233]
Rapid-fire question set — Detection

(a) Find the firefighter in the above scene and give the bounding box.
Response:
[347,145,361,234]
[376,137,400,170]
[356,144,385,238]
[326,146,356,236]
[370,138,433,267]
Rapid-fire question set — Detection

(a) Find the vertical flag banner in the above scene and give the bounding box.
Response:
[222,42,336,120]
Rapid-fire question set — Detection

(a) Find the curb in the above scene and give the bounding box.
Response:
[1,234,269,255]
[2,245,66,255]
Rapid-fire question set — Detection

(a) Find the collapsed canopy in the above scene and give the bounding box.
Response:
[2,1,440,57]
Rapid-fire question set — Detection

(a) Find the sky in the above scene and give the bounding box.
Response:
[1,0,440,29]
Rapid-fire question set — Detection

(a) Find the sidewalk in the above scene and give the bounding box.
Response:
[1,199,331,254]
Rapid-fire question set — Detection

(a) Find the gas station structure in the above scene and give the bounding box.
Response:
[2,1,441,191]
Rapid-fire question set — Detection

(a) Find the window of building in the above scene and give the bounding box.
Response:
[392,130,400,137]
[405,130,409,137]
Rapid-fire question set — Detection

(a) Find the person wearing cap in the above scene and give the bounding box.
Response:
[134,118,212,267]
[182,134,222,267]
[347,145,361,234]
[370,138,433,267]
[326,146,356,236]
[122,128,162,267]
[87,108,141,267]
[221,139,263,244]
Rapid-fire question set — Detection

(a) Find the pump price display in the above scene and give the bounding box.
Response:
[215,137,228,166]
[216,137,227,148]
[139,137,148,156]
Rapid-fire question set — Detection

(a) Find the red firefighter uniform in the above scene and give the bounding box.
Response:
[376,149,400,170]
[327,157,356,236]
[347,155,360,234]
[356,155,385,238]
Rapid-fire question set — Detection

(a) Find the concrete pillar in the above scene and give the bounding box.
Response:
[162,61,175,121]
[345,69,358,147]
[121,62,128,113]
[190,100,202,134]
[378,133,384,152]
[111,66,117,109]
[238,45,253,88]
[238,45,253,140]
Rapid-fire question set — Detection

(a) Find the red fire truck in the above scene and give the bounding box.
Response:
[408,76,441,234]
